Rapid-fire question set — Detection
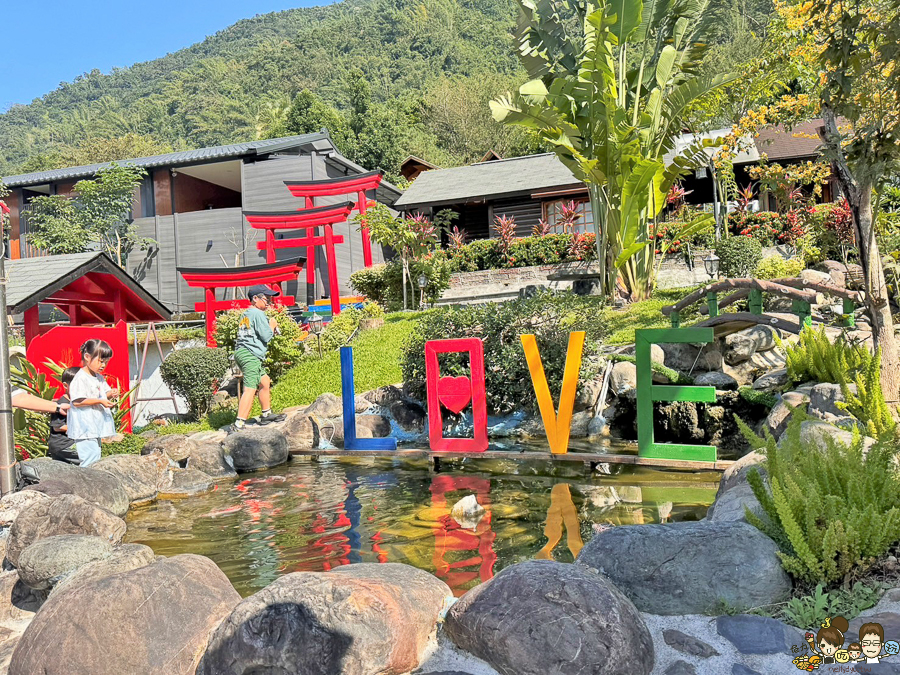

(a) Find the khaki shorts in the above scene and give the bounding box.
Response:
[234,348,267,389]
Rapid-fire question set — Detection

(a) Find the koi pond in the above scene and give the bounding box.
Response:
[124,441,718,597]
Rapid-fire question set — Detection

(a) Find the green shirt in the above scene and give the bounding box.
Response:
[235,306,273,359]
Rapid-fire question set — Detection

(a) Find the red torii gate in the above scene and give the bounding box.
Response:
[283,169,383,270]
[244,202,353,316]
[178,259,304,347]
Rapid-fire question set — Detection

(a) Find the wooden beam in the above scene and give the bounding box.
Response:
[287,447,734,472]
[662,279,817,316]
[23,306,39,344]
[696,311,803,335]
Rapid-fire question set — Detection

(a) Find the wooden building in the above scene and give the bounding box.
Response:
[2,131,400,313]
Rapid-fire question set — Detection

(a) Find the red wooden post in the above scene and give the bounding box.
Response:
[112,289,126,324]
[324,225,341,316]
[68,305,80,326]
[265,231,277,264]
[358,190,373,268]
[23,306,39,345]
[305,195,316,287]
[205,287,217,348]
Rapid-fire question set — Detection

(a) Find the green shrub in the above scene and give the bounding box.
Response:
[740,410,900,585]
[754,256,805,280]
[842,349,897,441]
[715,236,763,278]
[782,324,870,386]
[401,291,606,414]
[348,264,389,304]
[160,347,230,420]
[350,257,451,311]
[777,582,885,627]
[445,233,597,273]
[213,305,304,380]
[101,433,147,456]
[737,385,778,408]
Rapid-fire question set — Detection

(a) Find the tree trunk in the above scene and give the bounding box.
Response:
[820,110,900,404]
[401,256,409,311]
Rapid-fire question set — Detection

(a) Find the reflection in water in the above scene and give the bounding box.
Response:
[125,455,716,597]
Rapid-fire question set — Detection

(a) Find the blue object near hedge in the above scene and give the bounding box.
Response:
[340,346,398,451]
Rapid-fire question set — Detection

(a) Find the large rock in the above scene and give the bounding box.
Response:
[52,543,156,596]
[723,350,786,386]
[0,570,42,623]
[723,326,778,365]
[10,554,240,675]
[141,434,197,463]
[610,361,637,396]
[660,342,724,372]
[765,390,809,438]
[799,268,832,285]
[20,458,129,516]
[362,385,406,408]
[444,560,654,675]
[799,419,876,453]
[705,480,761,524]
[751,368,788,392]
[16,534,113,591]
[198,563,452,675]
[808,382,848,419]
[222,427,289,472]
[716,614,803,655]
[92,453,170,504]
[389,399,426,432]
[157,468,216,498]
[281,413,320,451]
[0,490,50,527]
[186,441,237,480]
[304,392,343,418]
[718,452,765,495]
[694,371,739,391]
[7,494,126,567]
[355,414,392,438]
[576,521,791,615]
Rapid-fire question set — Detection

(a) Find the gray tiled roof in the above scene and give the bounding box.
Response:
[6,251,170,319]
[393,153,581,209]
[2,132,331,188]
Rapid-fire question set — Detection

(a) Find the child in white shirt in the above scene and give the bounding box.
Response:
[67,339,119,467]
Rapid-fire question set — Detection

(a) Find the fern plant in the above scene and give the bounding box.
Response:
[739,410,900,585]
[781,324,870,386]
[840,349,897,441]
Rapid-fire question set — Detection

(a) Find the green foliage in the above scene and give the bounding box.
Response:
[271,314,419,410]
[26,164,151,267]
[607,354,693,385]
[402,291,606,414]
[841,349,897,441]
[10,357,59,460]
[754,256,805,280]
[738,385,778,408]
[213,305,304,380]
[284,90,352,149]
[159,347,230,420]
[715,236,763,278]
[777,582,885,628]
[445,234,598,272]
[101,433,148,457]
[349,256,451,310]
[739,411,900,585]
[782,325,870,386]
[599,285,703,345]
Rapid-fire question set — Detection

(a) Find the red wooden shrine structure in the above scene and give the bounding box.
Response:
[178,259,304,347]
[243,202,353,316]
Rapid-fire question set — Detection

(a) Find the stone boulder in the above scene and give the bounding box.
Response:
[389,399,427,432]
[7,494,126,567]
[92,453,170,505]
[576,521,791,615]
[198,563,452,675]
[444,560,654,675]
[723,350,786,387]
[0,490,50,527]
[304,392,343,418]
[660,342,723,372]
[705,475,762,524]
[716,614,803,655]
[694,371,739,391]
[186,441,237,480]
[19,458,129,516]
[0,570,42,623]
[799,419,876,453]
[610,361,637,397]
[223,427,289,472]
[52,543,156,596]
[362,385,406,408]
[141,434,197,463]
[157,468,216,498]
[16,534,113,591]
[765,390,809,438]
[723,326,778,365]
[281,414,320,451]
[10,554,240,675]
[800,268,833,285]
[808,382,849,419]
[752,368,788,392]
[717,452,765,494]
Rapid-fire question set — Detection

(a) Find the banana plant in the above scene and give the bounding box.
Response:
[491,0,737,299]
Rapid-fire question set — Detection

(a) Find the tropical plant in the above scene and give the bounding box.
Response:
[493,214,517,264]
[740,411,900,586]
[490,0,735,300]
[26,164,152,267]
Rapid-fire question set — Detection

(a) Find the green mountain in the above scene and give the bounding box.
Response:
[0,0,772,177]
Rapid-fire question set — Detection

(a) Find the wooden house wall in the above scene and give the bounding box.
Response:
[491,197,543,237]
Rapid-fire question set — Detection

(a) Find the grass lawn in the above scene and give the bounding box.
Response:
[598,285,703,345]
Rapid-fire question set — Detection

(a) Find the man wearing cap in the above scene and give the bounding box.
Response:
[228,285,287,433]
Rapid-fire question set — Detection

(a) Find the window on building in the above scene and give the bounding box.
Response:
[139,176,155,218]
[543,199,593,234]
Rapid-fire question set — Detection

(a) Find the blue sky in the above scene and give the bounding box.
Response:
[0,1,330,109]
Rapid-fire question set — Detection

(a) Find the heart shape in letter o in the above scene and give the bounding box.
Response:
[438,376,472,414]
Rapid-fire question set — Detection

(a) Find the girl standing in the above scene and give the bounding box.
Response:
[67,340,119,467]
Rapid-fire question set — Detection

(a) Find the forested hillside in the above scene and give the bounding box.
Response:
[0,0,773,178]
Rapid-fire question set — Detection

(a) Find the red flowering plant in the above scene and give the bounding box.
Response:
[448,225,468,251]
[552,201,583,234]
[492,214,518,266]
[567,232,597,260]
[532,219,553,237]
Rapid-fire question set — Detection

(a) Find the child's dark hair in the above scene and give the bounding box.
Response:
[61,366,80,387]
[80,339,113,361]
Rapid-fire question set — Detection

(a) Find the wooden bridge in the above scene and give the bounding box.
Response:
[661,277,864,336]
